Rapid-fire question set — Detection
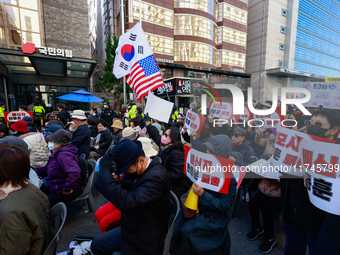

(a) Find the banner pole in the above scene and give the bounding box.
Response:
[121,0,126,107]
[139,0,142,26]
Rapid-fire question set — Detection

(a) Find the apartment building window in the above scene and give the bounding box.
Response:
[278,60,283,67]
[174,0,216,16]
[131,0,174,28]
[217,50,246,67]
[217,27,247,46]
[280,26,286,34]
[145,33,174,55]
[218,3,247,24]
[174,15,215,41]
[174,41,216,66]
[281,8,287,17]
[279,43,285,50]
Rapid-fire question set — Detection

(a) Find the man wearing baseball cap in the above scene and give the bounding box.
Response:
[91,139,170,255]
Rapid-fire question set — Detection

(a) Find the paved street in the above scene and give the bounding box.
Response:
[57,193,285,255]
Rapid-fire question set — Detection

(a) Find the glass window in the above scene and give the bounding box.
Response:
[5,6,20,28]
[40,85,50,92]
[57,87,68,93]
[2,0,17,4]
[219,3,247,24]
[26,85,39,91]
[216,50,245,68]
[7,65,35,73]
[174,0,216,16]
[7,28,21,45]
[67,61,92,70]
[174,41,216,66]
[20,9,40,32]
[0,54,30,63]
[19,0,38,10]
[146,33,174,55]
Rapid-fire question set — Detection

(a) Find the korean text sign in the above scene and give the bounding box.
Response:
[185,110,206,135]
[184,146,240,194]
[300,139,340,216]
[4,111,33,122]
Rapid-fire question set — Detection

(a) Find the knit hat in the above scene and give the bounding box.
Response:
[43,124,64,138]
[122,127,137,141]
[71,110,87,120]
[138,137,158,157]
[112,120,123,129]
[0,136,30,155]
[152,123,162,134]
[47,129,72,145]
[10,120,29,133]
[22,116,33,124]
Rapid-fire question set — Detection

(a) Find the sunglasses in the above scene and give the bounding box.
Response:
[232,133,241,138]
[305,120,330,129]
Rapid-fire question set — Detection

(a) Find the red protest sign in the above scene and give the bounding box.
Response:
[184,145,242,194]
[4,111,33,122]
[185,110,206,135]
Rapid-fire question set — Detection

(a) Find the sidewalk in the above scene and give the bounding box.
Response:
[57,194,285,254]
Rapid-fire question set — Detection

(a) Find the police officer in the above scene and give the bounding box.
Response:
[0,102,5,121]
[32,102,45,130]
[100,102,114,125]
[171,105,179,122]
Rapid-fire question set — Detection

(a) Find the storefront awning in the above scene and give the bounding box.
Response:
[0,47,96,78]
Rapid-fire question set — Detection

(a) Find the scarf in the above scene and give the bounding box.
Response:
[95,128,107,145]
[161,143,173,152]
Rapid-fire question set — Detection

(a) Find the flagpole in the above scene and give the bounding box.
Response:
[121,0,126,107]
[139,0,142,26]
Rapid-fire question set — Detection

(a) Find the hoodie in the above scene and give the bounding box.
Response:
[35,145,81,193]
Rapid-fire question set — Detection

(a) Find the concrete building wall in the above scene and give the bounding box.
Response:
[42,0,90,58]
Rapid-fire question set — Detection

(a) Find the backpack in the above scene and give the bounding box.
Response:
[78,153,93,187]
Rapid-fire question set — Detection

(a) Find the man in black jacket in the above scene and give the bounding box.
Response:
[91,139,170,255]
[100,102,114,125]
[70,110,91,159]
[57,103,71,124]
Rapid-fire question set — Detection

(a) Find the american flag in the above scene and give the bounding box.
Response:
[126,55,164,102]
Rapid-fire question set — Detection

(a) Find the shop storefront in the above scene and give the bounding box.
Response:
[0,45,96,113]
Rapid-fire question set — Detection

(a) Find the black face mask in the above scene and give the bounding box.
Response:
[124,172,139,180]
[307,125,328,138]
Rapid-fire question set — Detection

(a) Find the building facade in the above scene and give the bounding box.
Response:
[0,0,95,112]
[246,0,340,102]
[92,0,251,108]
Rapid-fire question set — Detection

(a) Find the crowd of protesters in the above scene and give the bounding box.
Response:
[0,100,339,255]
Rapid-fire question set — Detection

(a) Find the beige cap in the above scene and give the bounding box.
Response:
[111,120,123,129]
[137,137,158,157]
[71,110,87,120]
[122,127,137,141]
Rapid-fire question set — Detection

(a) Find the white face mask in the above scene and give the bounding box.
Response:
[48,141,55,151]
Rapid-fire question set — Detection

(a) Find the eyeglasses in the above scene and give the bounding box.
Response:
[305,120,330,129]
[232,133,241,138]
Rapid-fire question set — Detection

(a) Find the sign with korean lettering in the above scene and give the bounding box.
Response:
[209,101,233,119]
[300,82,340,109]
[155,80,175,96]
[38,47,72,58]
[185,110,206,135]
[184,146,243,194]
[177,80,191,94]
[272,126,335,177]
[300,139,340,215]
[4,111,33,122]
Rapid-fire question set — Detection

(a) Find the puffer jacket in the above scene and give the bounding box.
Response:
[72,123,91,158]
[93,128,113,155]
[35,145,81,193]
[20,132,51,168]
[0,183,53,255]
[233,139,257,166]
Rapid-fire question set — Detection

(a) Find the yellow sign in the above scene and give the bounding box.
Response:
[325,77,340,82]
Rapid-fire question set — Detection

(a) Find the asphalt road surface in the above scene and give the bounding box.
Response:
[57,194,285,255]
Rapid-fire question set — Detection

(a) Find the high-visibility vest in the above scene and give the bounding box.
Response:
[0,107,4,118]
[172,111,179,122]
[33,106,45,116]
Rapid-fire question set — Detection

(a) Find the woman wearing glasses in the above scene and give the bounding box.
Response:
[160,126,192,198]
[281,109,340,255]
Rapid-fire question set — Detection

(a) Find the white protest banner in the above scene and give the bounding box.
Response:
[209,101,233,119]
[272,126,335,177]
[184,146,245,193]
[4,111,33,122]
[300,139,340,215]
[185,110,206,135]
[144,91,173,123]
[301,82,340,109]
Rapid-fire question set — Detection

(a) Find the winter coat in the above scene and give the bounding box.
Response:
[254,131,275,156]
[89,125,98,138]
[71,123,91,158]
[112,129,123,145]
[160,145,192,198]
[58,109,71,122]
[95,157,171,255]
[94,128,112,155]
[280,177,327,230]
[315,214,340,255]
[35,145,81,193]
[179,179,237,255]
[0,183,53,255]
[100,107,114,124]
[246,131,266,159]
[21,132,51,168]
[232,139,257,166]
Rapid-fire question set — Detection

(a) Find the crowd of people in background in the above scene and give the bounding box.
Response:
[0,99,339,255]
